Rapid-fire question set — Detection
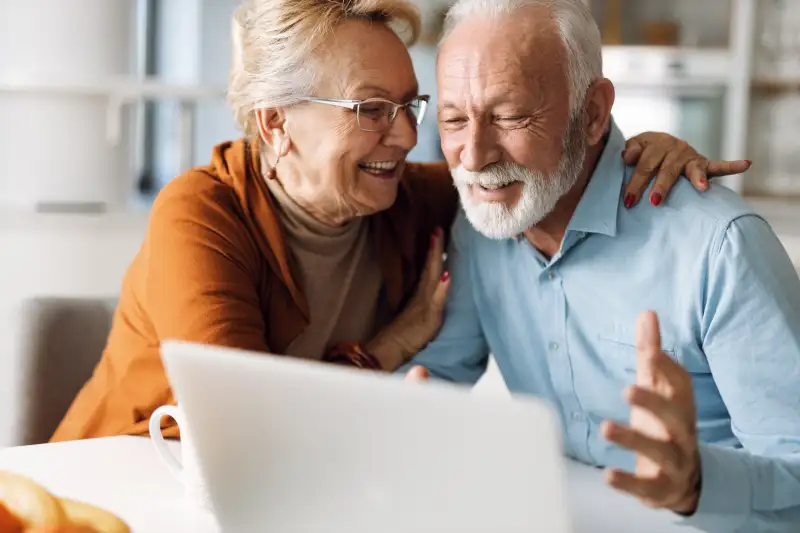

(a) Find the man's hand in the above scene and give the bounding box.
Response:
[602,310,702,514]
[405,366,429,382]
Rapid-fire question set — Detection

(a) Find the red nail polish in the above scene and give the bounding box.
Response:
[650,192,663,206]
[624,194,635,209]
[441,271,450,282]
[746,160,753,166]
[699,178,709,188]
[621,149,628,159]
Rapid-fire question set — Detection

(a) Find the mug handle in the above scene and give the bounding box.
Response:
[149,405,183,477]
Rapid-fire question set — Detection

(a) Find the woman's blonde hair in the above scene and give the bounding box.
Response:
[228,0,422,137]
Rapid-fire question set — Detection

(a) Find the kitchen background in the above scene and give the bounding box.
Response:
[2,0,800,205]
[0,0,798,444]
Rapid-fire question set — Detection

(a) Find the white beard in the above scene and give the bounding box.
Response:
[451,113,588,240]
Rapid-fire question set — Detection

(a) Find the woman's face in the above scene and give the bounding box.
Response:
[276,19,420,225]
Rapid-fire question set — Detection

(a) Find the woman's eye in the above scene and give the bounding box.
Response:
[360,106,384,116]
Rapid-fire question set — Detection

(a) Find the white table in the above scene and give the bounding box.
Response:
[0,437,699,533]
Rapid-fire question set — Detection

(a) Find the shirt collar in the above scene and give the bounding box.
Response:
[565,120,626,238]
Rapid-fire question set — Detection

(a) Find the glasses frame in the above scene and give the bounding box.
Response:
[296,95,430,132]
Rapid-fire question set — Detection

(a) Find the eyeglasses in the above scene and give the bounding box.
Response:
[296,95,430,132]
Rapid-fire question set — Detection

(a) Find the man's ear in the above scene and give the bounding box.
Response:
[255,108,291,157]
[583,78,615,146]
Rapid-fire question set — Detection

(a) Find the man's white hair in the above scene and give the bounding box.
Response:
[441,0,602,115]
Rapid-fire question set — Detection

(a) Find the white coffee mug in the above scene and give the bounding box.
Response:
[149,405,213,511]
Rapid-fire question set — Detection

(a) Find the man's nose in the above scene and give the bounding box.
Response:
[383,108,418,152]
[461,123,500,172]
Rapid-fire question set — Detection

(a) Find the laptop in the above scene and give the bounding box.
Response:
[160,340,572,533]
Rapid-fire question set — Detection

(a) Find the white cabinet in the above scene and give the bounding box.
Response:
[0,0,136,210]
[587,0,757,193]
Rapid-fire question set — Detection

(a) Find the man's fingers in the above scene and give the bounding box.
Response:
[405,365,430,382]
[634,312,691,395]
[706,159,752,177]
[605,468,670,507]
[635,310,662,383]
[648,350,693,399]
[625,386,692,441]
[602,421,681,477]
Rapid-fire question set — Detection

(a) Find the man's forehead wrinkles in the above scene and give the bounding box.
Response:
[442,57,524,79]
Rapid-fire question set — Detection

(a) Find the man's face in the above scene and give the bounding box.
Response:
[437,11,587,239]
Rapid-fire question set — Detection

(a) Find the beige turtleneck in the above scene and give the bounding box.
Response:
[264,174,388,362]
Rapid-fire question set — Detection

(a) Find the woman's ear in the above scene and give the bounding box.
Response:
[255,108,291,157]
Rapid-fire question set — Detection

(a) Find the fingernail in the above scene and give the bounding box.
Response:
[621,149,628,159]
[650,192,663,206]
[624,193,636,209]
[699,178,709,190]
[430,234,436,249]
[440,271,450,282]
[746,160,753,166]
[435,226,443,238]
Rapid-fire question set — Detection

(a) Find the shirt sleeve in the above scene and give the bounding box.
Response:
[399,210,491,384]
[681,214,800,532]
[145,184,270,352]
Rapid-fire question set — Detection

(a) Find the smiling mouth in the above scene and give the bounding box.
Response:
[478,182,516,190]
[469,181,523,203]
[359,160,400,178]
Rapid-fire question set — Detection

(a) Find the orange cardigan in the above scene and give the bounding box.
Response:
[51,139,458,441]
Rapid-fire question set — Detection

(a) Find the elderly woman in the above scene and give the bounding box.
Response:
[51,0,748,441]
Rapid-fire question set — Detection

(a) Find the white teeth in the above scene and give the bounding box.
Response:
[360,161,399,171]
[479,182,511,190]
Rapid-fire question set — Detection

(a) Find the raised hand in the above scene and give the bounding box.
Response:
[602,310,701,514]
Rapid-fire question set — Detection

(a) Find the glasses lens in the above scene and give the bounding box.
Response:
[357,100,393,132]
[406,98,428,126]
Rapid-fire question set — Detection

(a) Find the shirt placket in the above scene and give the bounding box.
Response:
[543,262,591,464]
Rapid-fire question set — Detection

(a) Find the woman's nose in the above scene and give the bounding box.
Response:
[383,109,418,151]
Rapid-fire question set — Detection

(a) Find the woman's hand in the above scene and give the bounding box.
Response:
[622,132,752,208]
[366,227,451,370]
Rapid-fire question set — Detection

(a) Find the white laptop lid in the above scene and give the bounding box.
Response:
[160,340,572,533]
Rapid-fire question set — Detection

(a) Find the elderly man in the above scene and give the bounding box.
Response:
[407,0,800,531]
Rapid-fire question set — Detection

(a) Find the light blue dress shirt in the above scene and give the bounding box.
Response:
[409,124,800,532]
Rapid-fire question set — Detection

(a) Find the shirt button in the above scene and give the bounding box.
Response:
[549,342,559,351]
[549,272,557,281]
[571,412,583,421]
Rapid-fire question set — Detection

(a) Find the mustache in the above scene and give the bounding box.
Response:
[451,162,539,186]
